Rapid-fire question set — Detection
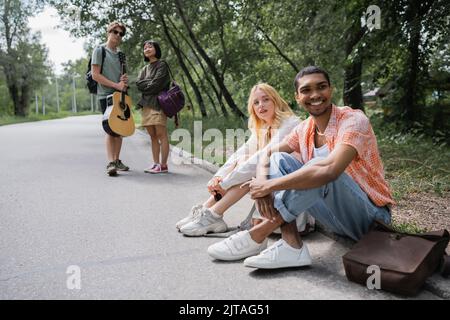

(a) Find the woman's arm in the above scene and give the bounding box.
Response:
[220,117,298,189]
[136,61,170,94]
[214,132,257,179]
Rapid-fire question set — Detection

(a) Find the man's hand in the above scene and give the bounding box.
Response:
[242,177,273,199]
[115,80,128,92]
[255,195,278,221]
[120,74,129,85]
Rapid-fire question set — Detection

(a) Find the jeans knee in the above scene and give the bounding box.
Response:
[270,152,291,164]
[270,152,294,173]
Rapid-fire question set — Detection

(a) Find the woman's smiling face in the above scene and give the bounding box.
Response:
[143,43,156,59]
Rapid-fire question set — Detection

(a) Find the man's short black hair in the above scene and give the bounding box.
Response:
[143,40,162,61]
[294,66,331,92]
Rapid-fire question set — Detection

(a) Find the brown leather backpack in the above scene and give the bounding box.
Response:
[342,220,449,296]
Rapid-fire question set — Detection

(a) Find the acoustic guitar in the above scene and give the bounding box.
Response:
[106,52,135,137]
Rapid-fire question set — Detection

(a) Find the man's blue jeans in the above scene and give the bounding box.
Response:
[270,152,391,241]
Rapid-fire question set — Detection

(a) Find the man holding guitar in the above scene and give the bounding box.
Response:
[91,21,130,176]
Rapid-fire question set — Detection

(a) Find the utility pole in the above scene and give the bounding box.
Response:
[55,77,60,113]
[42,93,45,115]
[35,93,38,114]
[72,74,79,113]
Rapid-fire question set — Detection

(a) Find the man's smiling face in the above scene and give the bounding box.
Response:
[295,73,333,117]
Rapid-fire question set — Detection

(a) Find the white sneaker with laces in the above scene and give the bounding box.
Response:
[180,208,227,236]
[243,239,312,269]
[175,204,203,230]
[207,230,268,261]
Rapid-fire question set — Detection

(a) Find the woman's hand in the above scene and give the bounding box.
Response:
[207,176,224,195]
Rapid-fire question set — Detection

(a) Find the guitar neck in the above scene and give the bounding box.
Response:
[119,53,127,97]
[121,61,127,96]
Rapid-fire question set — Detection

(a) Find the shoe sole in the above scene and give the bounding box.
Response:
[107,169,117,176]
[182,224,227,237]
[244,260,312,269]
[208,246,267,261]
[208,250,261,261]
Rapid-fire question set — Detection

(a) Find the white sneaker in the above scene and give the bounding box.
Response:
[207,230,268,261]
[243,239,312,269]
[180,208,227,236]
[176,204,203,230]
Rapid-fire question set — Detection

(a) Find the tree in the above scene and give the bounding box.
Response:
[0,0,49,116]
[173,0,245,118]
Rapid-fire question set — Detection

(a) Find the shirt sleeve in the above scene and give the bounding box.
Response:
[136,67,145,82]
[220,117,299,190]
[215,132,257,179]
[91,46,103,67]
[136,61,170,95]
[284,126,301,153]
[336,111,371,157]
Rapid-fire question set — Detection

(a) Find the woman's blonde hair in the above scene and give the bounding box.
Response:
[247,83,295,148]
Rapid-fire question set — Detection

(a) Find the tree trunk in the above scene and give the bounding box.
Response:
[167,15,228,117]
[18,82,30,117]
[343,57,363,111]
[159,12,207,117]
[343,20,365,111]
[7,83,21,116]
[403,0,422,125]
[180,74,194,117]
[176,44,220,116]
[174,0,245,119]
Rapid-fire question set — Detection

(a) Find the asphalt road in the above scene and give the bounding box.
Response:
[0,115,441,300]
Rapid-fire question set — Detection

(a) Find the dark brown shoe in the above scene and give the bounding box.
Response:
[107,161,117,176]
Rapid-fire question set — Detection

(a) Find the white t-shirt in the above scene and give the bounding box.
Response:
[313,144,329,158]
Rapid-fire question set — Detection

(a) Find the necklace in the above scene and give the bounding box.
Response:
[315,126,326,136]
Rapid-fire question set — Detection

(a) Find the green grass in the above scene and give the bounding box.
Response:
[0,111,98,126]
[390,220,427,234]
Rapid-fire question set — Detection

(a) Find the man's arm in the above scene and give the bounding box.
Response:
[91,64,127,92]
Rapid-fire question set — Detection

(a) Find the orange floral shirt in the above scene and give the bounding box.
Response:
[285,105,394,207]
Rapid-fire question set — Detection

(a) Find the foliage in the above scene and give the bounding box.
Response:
[1,0,449,139]
[0,0,51,116]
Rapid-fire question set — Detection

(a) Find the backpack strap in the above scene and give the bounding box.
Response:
[100,46,106,75]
